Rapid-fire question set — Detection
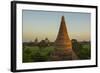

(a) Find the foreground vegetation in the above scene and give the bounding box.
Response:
[23,42,91,63]
[23,46,54,62]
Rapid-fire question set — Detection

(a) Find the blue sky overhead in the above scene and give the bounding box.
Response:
[22,10,91,42]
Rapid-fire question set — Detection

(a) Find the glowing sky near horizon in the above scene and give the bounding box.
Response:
[22,10,91,42]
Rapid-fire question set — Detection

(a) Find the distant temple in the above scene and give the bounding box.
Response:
[51,16,77,60]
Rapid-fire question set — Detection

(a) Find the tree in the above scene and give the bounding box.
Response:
[38,40,47,48]
[45,37,49,43]
[34,38,38,43]
[34,38,38,46]
[23,48,32,62]
[45,37,50,46]
[31,51,49,62]
[72,39,80,51]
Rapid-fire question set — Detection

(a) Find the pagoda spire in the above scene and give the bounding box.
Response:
[55,16,72,49]
[52,16,78,60]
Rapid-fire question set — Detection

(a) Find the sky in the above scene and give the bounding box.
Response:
[22,10,91,42]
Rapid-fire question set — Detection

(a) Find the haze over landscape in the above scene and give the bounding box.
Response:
[22,10,91,42]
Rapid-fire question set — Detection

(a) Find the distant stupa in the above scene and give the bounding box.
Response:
[51,16,77,60]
